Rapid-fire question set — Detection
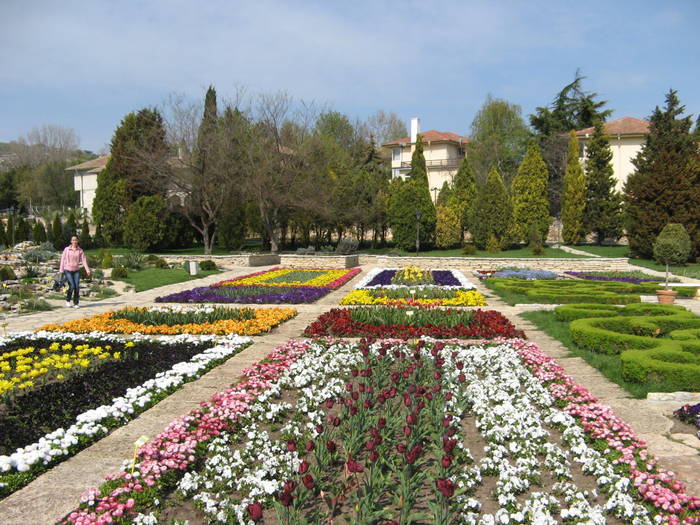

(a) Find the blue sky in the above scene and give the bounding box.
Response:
[1,0,699,152]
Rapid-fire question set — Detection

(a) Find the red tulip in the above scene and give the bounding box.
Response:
[436,478,455,498]
[286,440,296,452]
[441,455,452,468]
[299,460,309,474]
[326,440,337,453]
[247,502,263,521]
[346,458,364,473]
[302,473,315,490]
[305,440,315,452]
[283,480,296,493]
[279,490,293,507]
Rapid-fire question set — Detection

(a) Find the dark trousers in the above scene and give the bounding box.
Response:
[64,270,80,305]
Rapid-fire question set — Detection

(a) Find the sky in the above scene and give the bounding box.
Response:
[1,0,699,153]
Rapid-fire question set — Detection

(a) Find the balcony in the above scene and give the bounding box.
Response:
[400,157,463,169]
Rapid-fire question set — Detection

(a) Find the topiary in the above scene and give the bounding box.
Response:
[111,266,128,279]
[200,260,217,271]
[653,223,691,288]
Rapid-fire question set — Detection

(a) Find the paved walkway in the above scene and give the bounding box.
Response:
[0,266,699,524]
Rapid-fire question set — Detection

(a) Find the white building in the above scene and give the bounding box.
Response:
[65,155,109,215]
[575,116,650,191]
[382,118,470,201]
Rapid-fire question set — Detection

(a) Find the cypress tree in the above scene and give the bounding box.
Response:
[624,90,700,257]
[406,135,436,249]
[435,205,461,248]
[32,221,47,244]
[449,158,478,240]
[52,215,63,250]
[14,217,30,242]
[6,216,14,246]
[583,120,623,244]
[510,142,551,244]
[561,131,587,244]
[472,167,512,249]
[79,217,92,249]
[0,220,6,247]
[64,210,78,240]
[436,181,453,207]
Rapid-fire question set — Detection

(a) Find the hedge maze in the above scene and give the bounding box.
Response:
[554,303,700,390]
[485,278,695,304]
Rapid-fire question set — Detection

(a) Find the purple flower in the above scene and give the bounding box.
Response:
[565,271,661,284]
[432,270,461,286]
[365,270,395,286]
[156,285,329,304]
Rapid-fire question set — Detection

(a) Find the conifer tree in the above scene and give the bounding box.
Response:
[79,218,92,249]
[435,205,461,248]
[449,158,477,240]
[32,221,47,244]
[583,120,623,244]
[64,210,78,240]
[510,142,551,244]
[624,90,700,257]
[0,220,6,247]
[14,217,30,242]
[471,167,512,249]
[6,216,14,246]
[561,131,587,244]
[52,215,63,250]
[436,181,453,207]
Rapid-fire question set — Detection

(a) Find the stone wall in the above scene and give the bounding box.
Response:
[279,254,359,268]
[357,255,631,272]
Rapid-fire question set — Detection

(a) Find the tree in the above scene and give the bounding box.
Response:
[530,71,612,217]
[124,196,169,252]
[510,142,551,244]
[408,135,436,248]
[471,167,512,249]
[16,161,79,210]
[583,120,623,244]
[561,131,587,244]
[0,220,6,247]
[64,210,78,240]
[363,110,408,146]
[51,215,63,250]
[9,125,81,168]
[32,220,47,244]
[14,216,30,242]
[435,205,461,248]
[449,158,477,240]
[653,223,691,288]
[79,218,91,249]
[436,181,453,208]
[466,95,531,185]
[624,90,700,258]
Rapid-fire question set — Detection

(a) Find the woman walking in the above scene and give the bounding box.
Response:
[59,235,91,308]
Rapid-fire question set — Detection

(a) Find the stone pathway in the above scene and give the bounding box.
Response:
[0,265,699,524]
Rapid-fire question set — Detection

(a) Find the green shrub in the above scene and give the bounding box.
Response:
[199,260,217,271]
[146,254,160,262]
[485,235,501,253]
[653,223,691,287]
[554,304,622,322]
[462,244,477,255]
[154,258,169,269]
[21,248,54,263]
[123,195,169,252]
[122,252,146,270]
[0,266,17,281]
[22,266,39,279]
[111,266,128,279]
[101,252,113,269]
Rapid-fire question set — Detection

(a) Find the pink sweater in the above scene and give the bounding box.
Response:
[59,246,91,273]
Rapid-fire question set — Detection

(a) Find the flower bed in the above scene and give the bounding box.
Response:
[340,288,486,306]
[303,307,524,339]
[674,403,700,439]
[59,338,700,524]
[155,267,361,304]
[357,267,475,289]
[0,331,251,498]
[491,269,559,280]
[39,305,296,335]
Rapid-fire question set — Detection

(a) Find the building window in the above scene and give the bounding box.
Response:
[392,168,400,178]
[579,140,586,159]
[392,148,400,162]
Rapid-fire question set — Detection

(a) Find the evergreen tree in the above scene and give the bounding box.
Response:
[471,167,512,249]
[583,120,623,244]
[510,142,551,244]
[124,195,169,252]
[624,90,700,257]
[449,158,478,240]
[14,216,30,242]
[435,205,461,248]
[93,223,105,249]
[436,181,453,208]
[561,131,587,244]
[6,216,14,246]
[0,219,6,247]
[79,217,92,249]
[32,220,47,244]
[64,210,78,240]
[51,215,63,250]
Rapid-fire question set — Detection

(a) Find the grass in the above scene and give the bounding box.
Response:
[520,310,653,399]
[359,245,587,258]
[571,245,630,258]
[110,268,221,292]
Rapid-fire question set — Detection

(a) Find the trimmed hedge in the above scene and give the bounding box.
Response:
[486,277,695,305]
[557,303,700,389]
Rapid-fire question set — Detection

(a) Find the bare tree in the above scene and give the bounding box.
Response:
[10,125,81,167]
[364,110,408,145]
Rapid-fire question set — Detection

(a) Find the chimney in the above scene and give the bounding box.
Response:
[410,117,420,144]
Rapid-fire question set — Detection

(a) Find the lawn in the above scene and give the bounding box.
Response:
[359,245,587,258]
[520,310,652,398]
[571,244,630,257]
[110,267,220,292]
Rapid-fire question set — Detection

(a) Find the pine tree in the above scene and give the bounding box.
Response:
[436,181,453,207]
[583,120,623,244]
[79,218,92,249]
[471,167,512,249]
[52,215,63,250]
[561,131,587,244]
[624,90,700,257]
[32,221,47,244]
[449,158,478,240]
[510,142,551,244]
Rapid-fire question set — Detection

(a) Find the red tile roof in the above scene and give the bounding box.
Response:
[65,154,110,172]
[575,116,650,137]
[383,130,470,147]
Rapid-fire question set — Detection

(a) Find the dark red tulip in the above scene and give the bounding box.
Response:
[305,440,315,452]
[279,490,293,507]
[397,443,407,453]
[333,416,341,427]
[326,440,337,453]
[369,450,379,463]
[325,399,334,409]
[441,455,452,468]
[299,460,309,474]
[406,444,422,464]
[346,458,364,473]
[283,480,296,493]
[286,440,296,452]
[351,391,359,401]
[302,473,315,490]
[406,414,417,425]
[377,417,386,428]
[443,438,457,453]
[436,478,455,498]
[247,502,263,521]
[403,425,412,437]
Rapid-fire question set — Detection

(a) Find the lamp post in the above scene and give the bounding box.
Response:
[431,187,440,203]
[414,209,422,254]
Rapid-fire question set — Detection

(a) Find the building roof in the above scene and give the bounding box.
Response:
[383,130,470,147]
[65,154,110,172]
[575,116,650,137]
